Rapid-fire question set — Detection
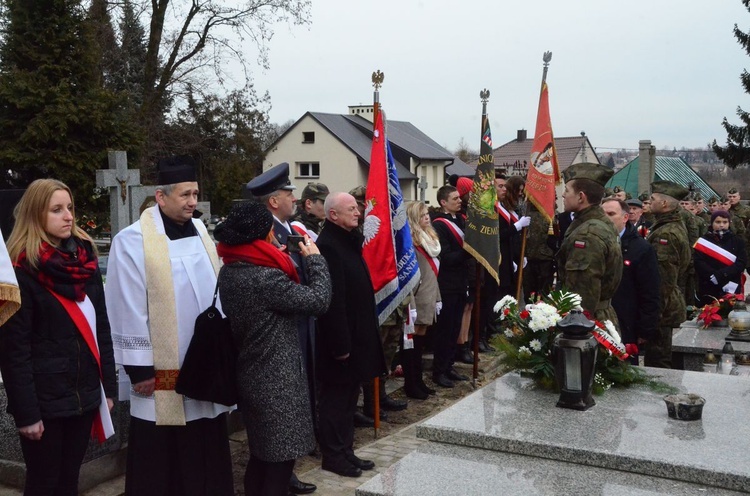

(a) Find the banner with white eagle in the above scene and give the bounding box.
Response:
[362,110,420,325]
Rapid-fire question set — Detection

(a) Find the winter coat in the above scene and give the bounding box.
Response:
[315,221,387,384]
[218,254,331,462]
[0,266,116,428]
[612,224,661,343]
[431,213,471,295]
[413,248,441,326]
[694,230,747,306]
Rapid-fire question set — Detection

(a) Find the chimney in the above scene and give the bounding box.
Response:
[637,140,655,195]
[517,129,527,142]
[347,105,375,123]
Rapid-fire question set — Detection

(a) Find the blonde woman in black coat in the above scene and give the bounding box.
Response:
[1,179,116,496]
[215,201,331,496]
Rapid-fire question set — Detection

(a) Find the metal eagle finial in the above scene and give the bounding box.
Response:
[543,51,552,66]
[372,70,384,90]
[480,89,490,103]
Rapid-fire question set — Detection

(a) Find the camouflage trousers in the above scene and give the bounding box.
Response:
[643,326,672,369]
[379,324,403,372]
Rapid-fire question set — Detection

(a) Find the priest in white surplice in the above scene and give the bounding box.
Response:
[106,157,234,496]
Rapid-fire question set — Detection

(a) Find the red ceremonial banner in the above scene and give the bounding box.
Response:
[362,111,398,304]
[525,82,560,222]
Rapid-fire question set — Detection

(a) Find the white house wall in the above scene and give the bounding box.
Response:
[264,115,367,194]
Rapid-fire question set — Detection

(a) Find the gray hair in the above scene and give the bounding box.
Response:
[255,190,282,206]
[155,184,176,196]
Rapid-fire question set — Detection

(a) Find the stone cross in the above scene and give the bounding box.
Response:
[419,175,429,202]
[96,151,140,236]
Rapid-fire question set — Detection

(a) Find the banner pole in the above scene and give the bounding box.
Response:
[371,70,384,438]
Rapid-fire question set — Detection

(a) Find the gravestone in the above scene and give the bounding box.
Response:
[358,368,750,495]
[672,320,750,370]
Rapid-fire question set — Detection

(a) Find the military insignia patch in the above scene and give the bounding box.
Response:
[574,241,586,249]
[659,239,668,245]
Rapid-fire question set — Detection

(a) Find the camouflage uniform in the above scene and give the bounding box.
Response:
[679,207,699,306]
[291,209,324,236]
[556,205,623,324]
[646,210,691,368]
[523,202,556,298]
[729,202,750,269]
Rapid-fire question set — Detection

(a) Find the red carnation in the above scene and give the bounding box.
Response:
[519,310,530,320]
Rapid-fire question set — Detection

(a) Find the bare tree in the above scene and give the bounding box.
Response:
[126,0,310,164]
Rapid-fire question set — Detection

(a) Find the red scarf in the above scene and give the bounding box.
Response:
[16,239,98,302]
[217,240,300,283]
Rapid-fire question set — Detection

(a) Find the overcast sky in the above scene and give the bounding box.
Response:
[246,0,750,154]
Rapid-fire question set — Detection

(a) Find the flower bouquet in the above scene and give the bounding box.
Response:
[697,293,739,328]
[493,291,647,394]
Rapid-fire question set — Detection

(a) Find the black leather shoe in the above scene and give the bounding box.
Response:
[346,454,375,470]
[457,347,474,364]
[477,339,489,353]
[353,411,374,427]
[380,395,407,411]
[432,373,455,388]
[322,460,363,478]
[447,369,469,381]
[481,339,496,352]
[289,474,317,494]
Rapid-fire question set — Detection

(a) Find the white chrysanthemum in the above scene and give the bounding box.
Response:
[569,293,583,308]
[504,329,514,338]
[529,339,542,352]
[603,320,621,344]
[494,295,517,314]
[527,302,562,332]
[518,346,532,356]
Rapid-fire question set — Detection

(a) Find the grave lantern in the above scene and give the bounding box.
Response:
[552,309,598,411]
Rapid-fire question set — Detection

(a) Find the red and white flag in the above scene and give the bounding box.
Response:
[694,237,737,266]
[525,82,560,222]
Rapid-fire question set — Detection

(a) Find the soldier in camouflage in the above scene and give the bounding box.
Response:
[646,181,691,369]
[290,182,330,240]
[556,163,623,324]
[727,188,750,270]
[640,192,655,226]
[523,202,556,298]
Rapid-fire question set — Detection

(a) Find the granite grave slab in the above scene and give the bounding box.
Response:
[672,320,750,370]
[416,368,750,492]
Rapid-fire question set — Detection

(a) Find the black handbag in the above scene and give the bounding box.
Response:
[175,281,238,406]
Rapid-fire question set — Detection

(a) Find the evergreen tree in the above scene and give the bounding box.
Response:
[713,0,750,168]
[0,0,138,217]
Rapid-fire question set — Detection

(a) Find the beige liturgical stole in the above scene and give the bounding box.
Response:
[0,228,20,326]
[140,208,220,425]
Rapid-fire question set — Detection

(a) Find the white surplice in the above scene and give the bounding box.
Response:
[105,208,232,422]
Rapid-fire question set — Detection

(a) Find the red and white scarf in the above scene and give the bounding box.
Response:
[433,217,464,247]
[694,237,736,266]
[495,202,519,225]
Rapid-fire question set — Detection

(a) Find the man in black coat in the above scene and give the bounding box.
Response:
[602,198,661,364]
[431,185,472,388]
[316,192,387,478]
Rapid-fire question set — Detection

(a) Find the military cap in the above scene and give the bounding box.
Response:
[720,195,730,203]
[604,187,614,197]
[626,198,643,208]
[246,162,296,197]
[625,192,632,200]
[694,192,703,201]
[708,196,718,203]
[612,186,623,193]
[349,185,366,205]
[562,163,614,186]
[157,155,197,185]
[638,192,649,202]
[301,182,330,202]
[651,180,689,201]
[728,187,739,195]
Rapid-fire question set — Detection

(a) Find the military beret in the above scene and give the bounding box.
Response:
[562,163,614,186]
[612,186,623,193]
[721,195,730,203]
[708,196,718,203]
[301,182,330,202]
[625,192,632,200]
[728,187,739,195]
[604,188,614,197]
[157,155,197,185]
[638,192,650,202]
[349,185,366,205]
[694,193,703,201]
[626,198,643,208]
[246,162,296,197]
[651,181,689,201]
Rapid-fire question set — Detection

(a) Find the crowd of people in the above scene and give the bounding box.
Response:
[0,156,748,495]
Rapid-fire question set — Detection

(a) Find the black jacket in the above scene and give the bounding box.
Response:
[694,230,747,306]
[497,205,521,290]
[315,221,387,384]
[612,224,661,343]
[0,265,117,427]
[431,212,471,295]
